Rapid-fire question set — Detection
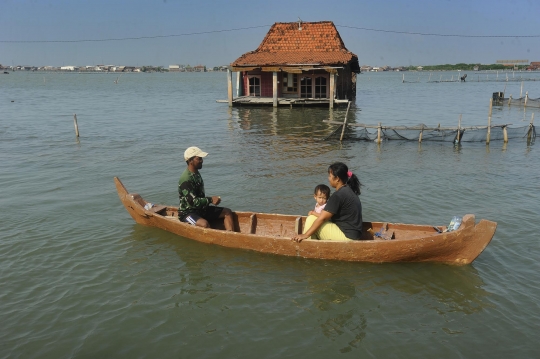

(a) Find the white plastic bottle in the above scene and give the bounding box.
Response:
[447,216,462,232]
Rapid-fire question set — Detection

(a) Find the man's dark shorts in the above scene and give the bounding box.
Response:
[179,206,224,225]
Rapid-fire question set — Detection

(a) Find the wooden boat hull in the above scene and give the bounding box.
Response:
[115,177,496,265]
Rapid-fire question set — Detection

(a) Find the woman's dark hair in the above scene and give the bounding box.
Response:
[328,162,362,195]
[314,184,331,199]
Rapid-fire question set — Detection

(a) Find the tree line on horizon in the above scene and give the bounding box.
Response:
[410,63,529,71]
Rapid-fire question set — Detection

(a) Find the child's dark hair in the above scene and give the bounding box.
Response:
[314,184,331,199]
[328,162,362,195]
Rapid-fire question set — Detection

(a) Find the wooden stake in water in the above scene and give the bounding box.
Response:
[340,101,351,142]
[503,125,508,143]
[508,95,512,106]
[457,114,462,143]
[486,98,492,145]
[377,122,382,144]
[418,124,424,143]
[73,114,80,137]
[520,82,523,98]
[402,74,405,83]
[527,113,535,142]
[524,92,528,107]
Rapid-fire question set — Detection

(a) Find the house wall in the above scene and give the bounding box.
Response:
[336,64,357,100]
[243,71,275,97]
[242,65,357,100]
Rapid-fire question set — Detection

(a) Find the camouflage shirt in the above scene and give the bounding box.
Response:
[178,168,212,218]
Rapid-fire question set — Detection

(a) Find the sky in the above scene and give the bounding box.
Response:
[1,0,539,68]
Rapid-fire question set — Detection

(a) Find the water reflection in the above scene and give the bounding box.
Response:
[297,261,491,352]
[229,106,358,139]
[124,224,494,353]
[367,264,493,315]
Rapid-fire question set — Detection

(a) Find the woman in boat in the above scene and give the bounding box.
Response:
[291,162,363,242]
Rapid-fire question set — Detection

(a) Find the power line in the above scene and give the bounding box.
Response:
[1,23,539,43]
[336,25,540,38]
[0,25,273,43]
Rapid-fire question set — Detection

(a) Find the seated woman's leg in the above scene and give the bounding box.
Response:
[303,215,352,241]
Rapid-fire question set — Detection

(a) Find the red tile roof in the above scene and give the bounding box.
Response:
[232,21,358,68]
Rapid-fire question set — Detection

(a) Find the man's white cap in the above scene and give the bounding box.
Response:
[184,146,208,161]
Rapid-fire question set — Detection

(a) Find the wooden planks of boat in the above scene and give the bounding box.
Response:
[115,177,496,265]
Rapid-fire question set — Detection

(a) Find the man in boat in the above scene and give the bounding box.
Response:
[178,146,234,231]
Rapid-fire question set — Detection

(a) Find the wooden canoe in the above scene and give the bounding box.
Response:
[115,177,496,265]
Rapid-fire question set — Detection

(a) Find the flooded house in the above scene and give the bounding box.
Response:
[221,20,360,108]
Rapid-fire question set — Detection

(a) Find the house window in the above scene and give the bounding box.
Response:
[248,76,261,96]
[314,76,327,98]
[300,77,312,98]
[282,73,298,93]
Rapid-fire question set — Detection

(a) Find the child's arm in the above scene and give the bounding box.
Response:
[308,210,321,217]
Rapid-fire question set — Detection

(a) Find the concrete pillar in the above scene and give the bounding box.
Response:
[272,72,278,107]
[236,71,242,97]
[227,69,233,107]
[329,73,335,109]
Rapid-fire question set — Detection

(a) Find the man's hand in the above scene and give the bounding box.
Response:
[211,196,221,205]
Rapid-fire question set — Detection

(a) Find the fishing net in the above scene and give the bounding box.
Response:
[505,97,540,108]
[336,124,535,143]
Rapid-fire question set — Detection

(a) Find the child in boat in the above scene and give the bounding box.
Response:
[308,184,331,217]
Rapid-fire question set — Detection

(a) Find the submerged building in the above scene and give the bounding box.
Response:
[223,20,360,108]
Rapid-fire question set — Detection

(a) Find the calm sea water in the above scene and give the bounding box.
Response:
[1,71,539,358]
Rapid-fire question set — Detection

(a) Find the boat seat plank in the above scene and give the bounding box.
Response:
[295,217,302,235]
[149,205,167,215]
[249,214,257,234]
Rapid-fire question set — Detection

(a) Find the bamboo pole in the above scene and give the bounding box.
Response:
[340,101,351,142]
[524,92,528,107]
[402,74,404,83]
[508,95,512,106]
[376,122,382,144]
[418,124,424,143]
[73,114,79,137]
[520,81,523,98]
[503,125,508,143]
[486,98,492,144]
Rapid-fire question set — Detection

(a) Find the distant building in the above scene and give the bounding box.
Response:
[527,62,540,71]
[60,66,76,71]
[360,65,372,72]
